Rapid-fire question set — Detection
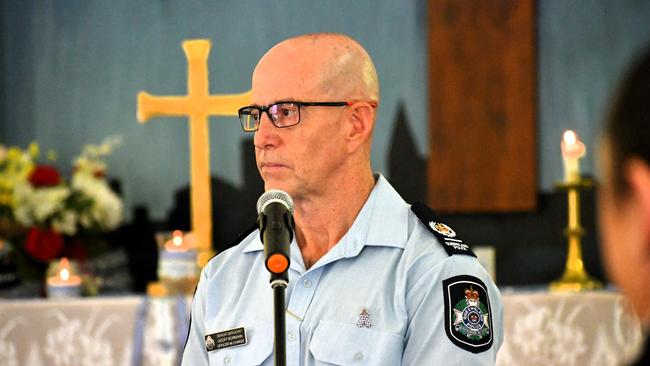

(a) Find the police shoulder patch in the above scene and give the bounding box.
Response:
[410,202,476,257]
[442,275,494,353]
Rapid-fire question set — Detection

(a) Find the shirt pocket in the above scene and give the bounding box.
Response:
[208,322,273,366]
[309,320,404,365]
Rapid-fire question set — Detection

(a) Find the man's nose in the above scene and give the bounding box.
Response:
[253,113,279,149]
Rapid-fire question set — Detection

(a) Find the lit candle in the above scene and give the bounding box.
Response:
[46,257,82,298]
[561,130,586,183]
[164,230,194,252]
[157,230,198,282]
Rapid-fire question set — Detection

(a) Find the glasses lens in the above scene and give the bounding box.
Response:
[269,103,300,127]
[239,107,260,131]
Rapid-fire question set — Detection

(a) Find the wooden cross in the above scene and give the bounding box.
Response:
[137,39,252,267]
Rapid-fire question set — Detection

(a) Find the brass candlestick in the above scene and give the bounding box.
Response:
[550,178,602,291]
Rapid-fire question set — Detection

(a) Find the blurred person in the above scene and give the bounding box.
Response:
[598,45,650,365]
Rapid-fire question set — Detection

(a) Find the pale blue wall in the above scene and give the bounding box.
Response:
[2,0,650,220]
[2,0,428,220]
[538,0,650,189]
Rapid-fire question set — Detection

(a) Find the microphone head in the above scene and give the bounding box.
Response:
[257,189,294,214]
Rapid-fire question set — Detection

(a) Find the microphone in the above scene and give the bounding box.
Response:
[257,190,294,275]
[258,190,293,366]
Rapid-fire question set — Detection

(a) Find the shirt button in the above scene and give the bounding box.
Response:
[224,355,232,365]
[287,331,295,341]
[354,352,364,362]
[302,278,312,288]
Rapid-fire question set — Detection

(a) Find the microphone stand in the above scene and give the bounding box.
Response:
[271,271,288,366]
[257,195,293,366]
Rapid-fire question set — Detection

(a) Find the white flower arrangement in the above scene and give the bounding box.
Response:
[70,136,123,233]
[71,173,122,232]
[13,183,71,229]
[1,136,123,237]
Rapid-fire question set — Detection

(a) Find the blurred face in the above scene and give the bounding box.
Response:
[597,139,650,320]
[251,44,348,199]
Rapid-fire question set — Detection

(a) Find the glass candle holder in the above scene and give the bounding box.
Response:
[46,257,82,298]
[155,230,198,295]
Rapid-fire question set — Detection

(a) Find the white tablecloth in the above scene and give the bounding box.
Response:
[497,290,644,366]
[0,290,644,365]
[0,296,190,366]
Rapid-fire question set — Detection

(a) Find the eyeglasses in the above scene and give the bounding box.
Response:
[238,100,378,132]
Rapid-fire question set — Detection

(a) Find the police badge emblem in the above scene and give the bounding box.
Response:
[429,222,457,238]
[205,335,216,351]
[411,202,476,257]
[442,275,493,353]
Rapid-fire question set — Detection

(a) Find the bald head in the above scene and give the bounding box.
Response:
[252,33,379,104]
[252,33,378,199]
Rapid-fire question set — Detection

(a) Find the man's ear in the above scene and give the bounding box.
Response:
[345,102,375,153]
[626,159,650,246]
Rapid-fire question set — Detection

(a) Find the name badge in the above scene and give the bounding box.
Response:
[205,327,247,352]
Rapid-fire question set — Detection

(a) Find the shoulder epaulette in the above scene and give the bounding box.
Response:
[410,202,476,257]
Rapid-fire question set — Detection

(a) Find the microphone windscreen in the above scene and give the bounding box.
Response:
[256,189,294,214]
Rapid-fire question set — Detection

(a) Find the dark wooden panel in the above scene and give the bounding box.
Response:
[428,0,537,212]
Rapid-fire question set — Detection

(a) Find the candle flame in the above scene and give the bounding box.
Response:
[561,129,586,159]
[57,257,73,281]
[561,129,586,182]
[60,268,70,281]
[172,230,183,247]
[563,130,577,145]
[164,229,194,252]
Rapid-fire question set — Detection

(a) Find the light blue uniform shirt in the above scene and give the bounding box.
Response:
[182,175,503,365]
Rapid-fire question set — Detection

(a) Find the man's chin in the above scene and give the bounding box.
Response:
[263,179,292,194]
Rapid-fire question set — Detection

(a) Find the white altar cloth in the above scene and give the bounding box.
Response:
[497,289,644,366]
[0,295,190,366]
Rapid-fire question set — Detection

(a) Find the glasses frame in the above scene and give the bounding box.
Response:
[238,100,378,132]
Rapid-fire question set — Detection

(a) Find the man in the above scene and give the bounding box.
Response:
[182,33,502,365]
[598,46,650,365]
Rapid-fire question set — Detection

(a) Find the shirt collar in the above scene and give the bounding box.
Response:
[366,174,410,247]
[344,173,409,254]
[242,227,263,253]
[242,174,409,256]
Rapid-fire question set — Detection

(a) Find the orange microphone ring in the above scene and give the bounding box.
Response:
[267,254,289,274]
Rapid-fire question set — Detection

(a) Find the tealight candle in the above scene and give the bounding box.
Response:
[561,130,586,183]
[165,230,193,252]
[46,257,82,298]
[157,230,198,282]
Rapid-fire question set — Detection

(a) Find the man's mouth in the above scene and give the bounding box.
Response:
[260,162,287,170]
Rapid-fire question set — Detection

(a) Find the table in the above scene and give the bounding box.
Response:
[0,296,190,366]
[497,289,644,365]
[0,290,644,365]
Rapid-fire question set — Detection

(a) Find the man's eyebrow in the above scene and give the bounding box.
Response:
[249,100,300,107]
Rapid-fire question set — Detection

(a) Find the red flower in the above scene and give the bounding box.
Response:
[24,227,64,262]
[29,165,61,187]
